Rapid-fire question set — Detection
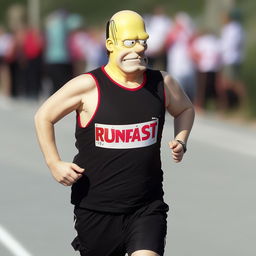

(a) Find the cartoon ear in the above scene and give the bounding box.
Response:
[106,38,114,52]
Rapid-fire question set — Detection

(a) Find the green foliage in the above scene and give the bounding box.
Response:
[242,45,256,117]
[0,0,27,24]
[0,0,205,26]
[41,0,205,25]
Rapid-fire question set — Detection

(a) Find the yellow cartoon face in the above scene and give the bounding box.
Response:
[106,10,149,74]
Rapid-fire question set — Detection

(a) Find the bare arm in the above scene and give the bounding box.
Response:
[34,74,96,185]
[161,71,195,162]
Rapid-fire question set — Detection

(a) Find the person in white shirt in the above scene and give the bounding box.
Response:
[166,12,197,102]
[145,6,172,69]
[191,29,222,111]
[218,8,246,109]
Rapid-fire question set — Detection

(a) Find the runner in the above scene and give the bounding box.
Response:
[34,10,195,256]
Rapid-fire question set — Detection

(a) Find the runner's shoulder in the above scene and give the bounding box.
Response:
[63,73,97,94]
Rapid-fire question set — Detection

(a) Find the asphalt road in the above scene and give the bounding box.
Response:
[0,99,255,256]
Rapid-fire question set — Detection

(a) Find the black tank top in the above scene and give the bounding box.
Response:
[71,66,166,213]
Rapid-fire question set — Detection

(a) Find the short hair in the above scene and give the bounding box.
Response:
[105,20,117,43]
[105,19,117,55]
[106,20,110,39]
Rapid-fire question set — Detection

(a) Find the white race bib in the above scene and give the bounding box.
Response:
[95,119,158,149]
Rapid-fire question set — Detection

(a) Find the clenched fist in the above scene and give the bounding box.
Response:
[48,161,85,186]
[169,140,185,163]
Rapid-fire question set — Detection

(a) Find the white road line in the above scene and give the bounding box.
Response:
[0,225,33,256]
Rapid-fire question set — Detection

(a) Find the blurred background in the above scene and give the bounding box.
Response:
[0,1,256,256]
[0,0,255,118]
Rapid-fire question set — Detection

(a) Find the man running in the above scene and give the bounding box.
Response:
[34,10,195,256]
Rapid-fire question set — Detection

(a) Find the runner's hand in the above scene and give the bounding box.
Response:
[169,140,184,163]
[48,161,85,186]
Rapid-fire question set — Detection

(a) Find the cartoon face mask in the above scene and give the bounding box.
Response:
[106,10,149,75]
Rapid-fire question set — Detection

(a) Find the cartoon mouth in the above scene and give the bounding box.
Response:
[123,57,144,62]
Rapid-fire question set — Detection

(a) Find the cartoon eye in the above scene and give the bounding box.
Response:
[123,40,136,47]
[138,40,147,46]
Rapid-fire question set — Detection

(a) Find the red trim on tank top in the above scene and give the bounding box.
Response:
[77,73,101,128]
[101,66,146,91]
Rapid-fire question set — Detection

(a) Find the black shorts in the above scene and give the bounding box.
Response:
[71,200,169,256]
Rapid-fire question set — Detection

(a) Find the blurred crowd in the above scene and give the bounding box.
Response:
[0,6,108,105]
[145,6,246,112]
[0,4,246,112]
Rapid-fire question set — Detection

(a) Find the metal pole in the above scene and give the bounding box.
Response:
[27,0,40,28]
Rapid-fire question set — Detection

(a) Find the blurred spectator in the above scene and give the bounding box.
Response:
[165,12,197,102]
[5,3,43,100]
[83,26,108,71]
[218,8,246,109]
[95,25,108,67]
[0,25,13,99]
[68,18,107,76]
[8,24,28,98]
[6,4,28,98]
[44,9,73,94]
[6,4,27,33]
[145,6,172,70]
[191,29,222,111]
[68,14,87,76]
[23,26,44,99]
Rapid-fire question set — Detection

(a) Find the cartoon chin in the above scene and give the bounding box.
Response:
[123,58,147,67]
[121,63,146,73]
